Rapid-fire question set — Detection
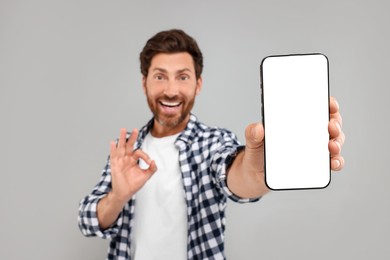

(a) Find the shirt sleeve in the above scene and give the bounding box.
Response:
[213,130,261,203]
[77,156,125,239]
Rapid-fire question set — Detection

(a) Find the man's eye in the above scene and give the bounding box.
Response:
[179,75,190,81]
[154,75,164,80]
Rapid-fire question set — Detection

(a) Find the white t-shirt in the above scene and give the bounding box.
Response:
[130,133,187,260]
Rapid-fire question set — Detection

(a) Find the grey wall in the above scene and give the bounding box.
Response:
[1,0,389,259]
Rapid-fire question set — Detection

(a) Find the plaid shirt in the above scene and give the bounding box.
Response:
[78,114,260,260]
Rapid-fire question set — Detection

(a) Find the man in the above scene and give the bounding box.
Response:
[78,29,345,260]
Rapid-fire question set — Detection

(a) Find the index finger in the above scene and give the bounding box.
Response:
[329,96,340,115]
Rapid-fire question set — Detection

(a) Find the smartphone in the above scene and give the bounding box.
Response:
[260,53,330,190]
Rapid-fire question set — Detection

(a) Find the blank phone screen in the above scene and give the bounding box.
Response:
[260,54,330,190]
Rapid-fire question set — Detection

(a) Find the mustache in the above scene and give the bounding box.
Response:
[159,95,183,102]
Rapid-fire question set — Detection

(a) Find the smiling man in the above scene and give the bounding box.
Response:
[78,29,345,260]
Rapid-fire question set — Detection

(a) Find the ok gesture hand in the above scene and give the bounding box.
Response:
[97,128,157,230]
[110,128,158,203]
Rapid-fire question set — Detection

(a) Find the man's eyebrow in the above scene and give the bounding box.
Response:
[152,68,193,74]
[152,67,168,73]
[177,68,192,74]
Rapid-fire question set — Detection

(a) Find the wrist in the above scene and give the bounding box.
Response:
[107,191,131,208]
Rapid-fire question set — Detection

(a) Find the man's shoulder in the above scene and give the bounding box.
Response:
[197,120,234,136]
[189,115,238,142]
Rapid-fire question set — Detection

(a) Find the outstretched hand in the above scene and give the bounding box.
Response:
[227,96,345,198]
[244,96,345,173]
[110,128,157,203]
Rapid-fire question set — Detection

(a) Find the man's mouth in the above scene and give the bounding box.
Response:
[160,101,181,108]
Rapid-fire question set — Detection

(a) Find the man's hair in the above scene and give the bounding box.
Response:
[140,29,203,79]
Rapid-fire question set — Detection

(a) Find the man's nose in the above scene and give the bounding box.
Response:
[164,80,179,97]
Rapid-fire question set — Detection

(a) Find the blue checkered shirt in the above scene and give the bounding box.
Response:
[78,114,260,259]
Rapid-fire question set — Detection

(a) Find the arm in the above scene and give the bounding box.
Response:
[78,128,157,235]
[78,163,116,238]
[227,96,345,199]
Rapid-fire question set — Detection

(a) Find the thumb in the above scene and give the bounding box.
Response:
[245,123,265,150]
[242,123,265,174]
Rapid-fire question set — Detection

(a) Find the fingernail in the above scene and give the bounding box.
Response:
[251,126,258,138]
[333,159,341,169]
[336,121,341,132]
[333,140,341,151]
[334,99,339,110]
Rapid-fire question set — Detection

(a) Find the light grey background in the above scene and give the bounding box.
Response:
[1,0,389,259]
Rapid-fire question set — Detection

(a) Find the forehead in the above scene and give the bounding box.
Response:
[149,52,195,73]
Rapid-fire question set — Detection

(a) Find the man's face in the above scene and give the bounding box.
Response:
[143,52,202,136]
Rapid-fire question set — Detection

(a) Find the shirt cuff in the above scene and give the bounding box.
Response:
[219,145,262,203]
[78,195,124,239]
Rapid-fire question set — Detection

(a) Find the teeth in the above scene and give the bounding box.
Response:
[161,101,180,107]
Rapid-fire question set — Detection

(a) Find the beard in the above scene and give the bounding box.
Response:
[146,92,196,129]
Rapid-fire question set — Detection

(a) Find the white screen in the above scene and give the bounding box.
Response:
[261,54,330,190]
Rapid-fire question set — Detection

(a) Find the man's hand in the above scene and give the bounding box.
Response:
[110,128,157,203]
[227,96,345,198]
[97,128,157,230]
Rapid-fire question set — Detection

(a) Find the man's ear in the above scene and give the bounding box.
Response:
[195,76,203,95]
[142,76,146,94]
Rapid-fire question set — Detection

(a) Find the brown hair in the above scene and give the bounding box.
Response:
[139,29,203,79]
